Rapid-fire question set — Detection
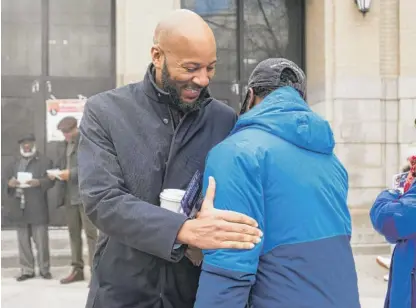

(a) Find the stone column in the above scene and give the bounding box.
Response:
[379,0,400,187]
[306,0,390,252]
[398,0,416,159]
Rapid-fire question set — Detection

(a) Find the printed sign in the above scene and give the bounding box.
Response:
[392,172,409,194]
[46,99,86,142]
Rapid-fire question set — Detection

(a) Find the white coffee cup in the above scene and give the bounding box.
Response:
[160,189,186,213]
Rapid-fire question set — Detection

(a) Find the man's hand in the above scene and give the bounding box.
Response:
[59,169,70,181]
[177,177,262,250]
[8,178,20,188]
[27,179,41,187]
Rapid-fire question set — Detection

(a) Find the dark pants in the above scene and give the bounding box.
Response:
[65,204,97,271]
[17,224,50,275]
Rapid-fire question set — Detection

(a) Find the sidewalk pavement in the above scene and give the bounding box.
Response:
[1,255,388,308]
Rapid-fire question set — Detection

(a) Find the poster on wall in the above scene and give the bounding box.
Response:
[46,99,86,142]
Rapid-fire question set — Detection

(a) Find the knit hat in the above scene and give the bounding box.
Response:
[18,133,35,144]
[247,58,306,99]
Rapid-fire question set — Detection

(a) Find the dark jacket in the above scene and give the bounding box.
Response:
[370,181,416,308]
[3,152,54,226]
[78,65,237,308]
[55,133,81,207]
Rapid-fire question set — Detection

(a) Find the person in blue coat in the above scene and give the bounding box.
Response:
[370,121,416,308]
[194,58,360,308]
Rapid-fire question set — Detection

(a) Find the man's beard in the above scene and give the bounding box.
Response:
[161,61,206,113]
[20,146,36,158]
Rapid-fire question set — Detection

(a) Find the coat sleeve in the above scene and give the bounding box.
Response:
[194,142,264,308]
[370,182,416,242]
[3,161,16,197]
[78,96,188,262]
[39,158,54,191]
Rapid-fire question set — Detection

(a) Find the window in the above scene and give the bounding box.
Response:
[182,0,304,109]
[1,0,42,76]
[48,0,113,77]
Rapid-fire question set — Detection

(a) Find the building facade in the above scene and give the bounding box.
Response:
[116,0,416,248]
[2,0,416,249]
[1,0,116,226]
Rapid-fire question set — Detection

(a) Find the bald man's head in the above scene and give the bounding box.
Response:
[153,10,214,46]
[150,9,217,112]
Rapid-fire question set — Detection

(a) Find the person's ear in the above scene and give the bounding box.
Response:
[246,88,255,111]
[151,45,163,69]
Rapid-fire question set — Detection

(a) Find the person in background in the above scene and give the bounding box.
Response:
[194,58,360,308]
[376,155,415,282]
[77,9,262,308]
[49,116,97,284]
[4,134,54,281]
[370,118,416,308]
[404,153,416,192]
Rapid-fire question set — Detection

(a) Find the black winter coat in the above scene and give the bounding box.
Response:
[3,152,54,226]
[79,65,237,308]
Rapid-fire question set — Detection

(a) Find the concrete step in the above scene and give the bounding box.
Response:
[1,265,91,281]
[1,248,89,268]
[2,210,391,269]
[1,228,89,268]
[350,208,390,255]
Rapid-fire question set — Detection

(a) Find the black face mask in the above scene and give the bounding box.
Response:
[161,61,205,113]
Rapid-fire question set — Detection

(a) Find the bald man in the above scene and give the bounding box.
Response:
[78,9,262,308]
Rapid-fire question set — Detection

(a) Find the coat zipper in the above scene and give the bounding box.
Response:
[162,108,191,186]
[412,268,415,308]
[161,96,213,187]
[159,101,209,300]
[159,107,190,302]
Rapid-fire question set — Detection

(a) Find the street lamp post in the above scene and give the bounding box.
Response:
[355,0,372,16]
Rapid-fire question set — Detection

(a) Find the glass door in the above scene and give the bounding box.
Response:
[1,0,116,227]
[45,0,115,225]
[1,0,45,227]
[181,0,305,111]
[182,0,241,110]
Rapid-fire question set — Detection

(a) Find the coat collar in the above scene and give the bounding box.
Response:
[65,132,80,155]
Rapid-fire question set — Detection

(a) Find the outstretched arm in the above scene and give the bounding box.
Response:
[370,182,416,242]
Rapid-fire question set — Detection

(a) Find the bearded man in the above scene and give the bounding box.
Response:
[4,133,54,281]
[78,9,262,308]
